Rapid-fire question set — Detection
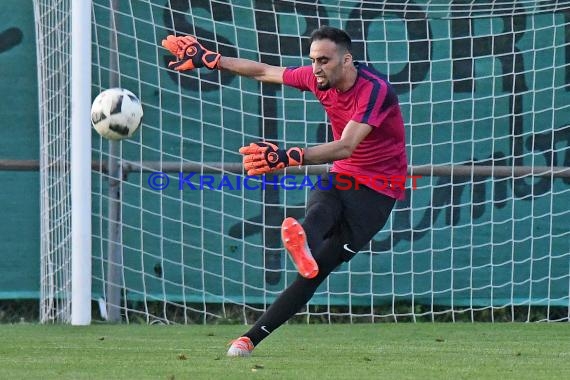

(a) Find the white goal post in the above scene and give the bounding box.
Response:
[35,0,92,325]
[36,0,570,324]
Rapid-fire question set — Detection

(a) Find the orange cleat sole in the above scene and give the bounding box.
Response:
[281,217,319,279]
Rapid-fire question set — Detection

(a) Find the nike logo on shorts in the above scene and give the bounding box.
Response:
[343,244,356,254]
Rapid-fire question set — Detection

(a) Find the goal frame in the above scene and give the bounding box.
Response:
[35,0,570,324]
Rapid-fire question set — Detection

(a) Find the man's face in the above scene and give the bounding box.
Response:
[309,39,346,90]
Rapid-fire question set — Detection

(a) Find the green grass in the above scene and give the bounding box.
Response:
[0,323,569,379]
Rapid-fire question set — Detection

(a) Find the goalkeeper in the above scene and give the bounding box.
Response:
[162,26,408,357]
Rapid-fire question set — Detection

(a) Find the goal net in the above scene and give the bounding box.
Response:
[36,0,570,324]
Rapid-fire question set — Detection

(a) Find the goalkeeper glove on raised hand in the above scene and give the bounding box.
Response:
[161,35,221,71]
[239,142,304,176]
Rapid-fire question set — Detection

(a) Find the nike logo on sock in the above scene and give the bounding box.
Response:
[343,244,356,254]
[261,325,271,334]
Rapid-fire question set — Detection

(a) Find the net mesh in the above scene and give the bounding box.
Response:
[37,0,570,323]
[34,0,73,323]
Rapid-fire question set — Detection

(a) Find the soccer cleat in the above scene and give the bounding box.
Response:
[227,336,254,357]
[281,217,319,279]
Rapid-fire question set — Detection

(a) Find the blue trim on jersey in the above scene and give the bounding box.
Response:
[360,74,380,124]
[357,63,398,116]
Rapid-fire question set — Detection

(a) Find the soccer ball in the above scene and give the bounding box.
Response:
[91,88,143,140]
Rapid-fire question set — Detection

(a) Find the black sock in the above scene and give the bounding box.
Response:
[244,238,344,346]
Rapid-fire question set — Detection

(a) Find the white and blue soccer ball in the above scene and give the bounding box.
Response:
[91,88,143,140]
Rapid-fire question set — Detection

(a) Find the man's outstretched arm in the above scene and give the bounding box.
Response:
[218,56,285,84]
[161,34,285,84]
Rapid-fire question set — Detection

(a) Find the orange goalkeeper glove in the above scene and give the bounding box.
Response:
[161,35,221,71]
[239,142,304,176]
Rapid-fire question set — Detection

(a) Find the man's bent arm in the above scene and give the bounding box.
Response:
[218,56,285,84]
[303,121,373,165]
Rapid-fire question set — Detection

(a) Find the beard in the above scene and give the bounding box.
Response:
[316,82,331,90]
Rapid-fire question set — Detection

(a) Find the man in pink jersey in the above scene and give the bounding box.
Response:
[162,26,407,357]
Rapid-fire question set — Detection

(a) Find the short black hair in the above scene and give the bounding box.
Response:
[309,26,352,53]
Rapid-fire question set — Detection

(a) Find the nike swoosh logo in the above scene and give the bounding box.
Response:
[343,244,356,254]
[261,325,271,334]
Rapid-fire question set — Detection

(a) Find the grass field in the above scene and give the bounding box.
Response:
[0,323,569,379]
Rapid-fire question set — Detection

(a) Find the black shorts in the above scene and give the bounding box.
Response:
[304,173,396,261]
